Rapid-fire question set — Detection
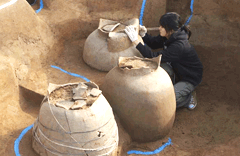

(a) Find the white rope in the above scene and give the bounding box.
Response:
[33,124,118,155]
[34,131,117,156]
[34,131,68,156]
[35,123,118,151]
[0,0,18,10]
[46,96,82,144]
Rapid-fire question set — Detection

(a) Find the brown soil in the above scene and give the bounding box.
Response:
[1,0,240,156]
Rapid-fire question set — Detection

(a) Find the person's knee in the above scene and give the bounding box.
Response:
[174,82,195,94]
[175,90,189,103]
[174,81,195,108]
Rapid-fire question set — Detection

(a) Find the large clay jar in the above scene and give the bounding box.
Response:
[83,18,143,71]
[100,56,176,142]
[32,82,118,156]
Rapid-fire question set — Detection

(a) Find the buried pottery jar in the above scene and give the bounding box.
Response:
[32,82,118,156]
[100,56,176,142]
[83,18,143,72]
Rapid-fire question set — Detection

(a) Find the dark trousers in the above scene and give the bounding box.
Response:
[160,63,195,108]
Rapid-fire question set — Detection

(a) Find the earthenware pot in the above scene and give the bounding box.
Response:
[32,82,118,156]
[83,18,143,71]
[101,56,176,142]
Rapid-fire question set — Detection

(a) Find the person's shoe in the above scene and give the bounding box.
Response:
[188,91,197,110]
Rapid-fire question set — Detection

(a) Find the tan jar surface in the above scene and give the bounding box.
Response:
[83,18,143,72]
[101,56,176,142]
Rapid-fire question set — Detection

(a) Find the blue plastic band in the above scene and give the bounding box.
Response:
[51,65,90,82]
[14,124,34,156]
[127,138,172,155]
[184,0,194,25]
[35,0,43,13]
[139,0,147,25]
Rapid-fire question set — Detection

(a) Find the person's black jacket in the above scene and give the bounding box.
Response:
[136,29,203,86]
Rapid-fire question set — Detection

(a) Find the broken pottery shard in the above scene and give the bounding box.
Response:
[102,23,120,32]
[73,91,87,100]
[70,100,87,110]
[85,81,98,89]
[86,97,97,106]
[55,101,75,110]
[90,88,102,97]
[72,83,88,100]
[72,83,88,94]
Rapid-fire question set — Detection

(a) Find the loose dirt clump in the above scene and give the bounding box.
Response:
[119,57,158,69]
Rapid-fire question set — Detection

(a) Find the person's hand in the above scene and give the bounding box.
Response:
[139,25,147,37]
[124,25,138,42]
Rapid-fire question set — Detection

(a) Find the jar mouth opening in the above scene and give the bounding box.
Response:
[98,18,139,34]
[47,82,101,110]
[118,56,161,70]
